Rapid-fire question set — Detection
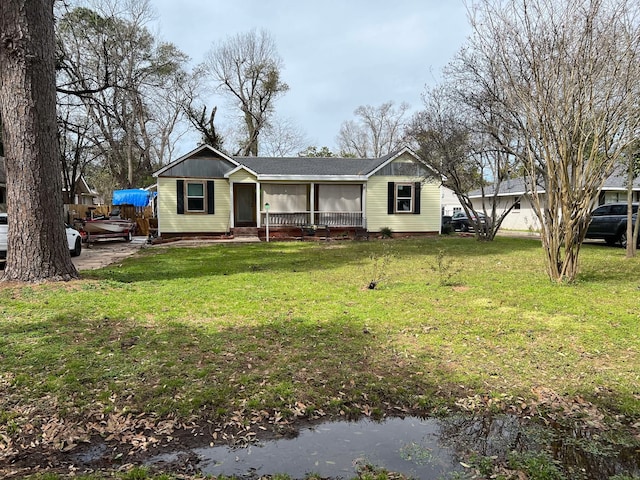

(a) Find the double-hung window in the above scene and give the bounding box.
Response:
[186,182,205,212]
[176,179,214,215]
[387,181,421,215]
[395,183,414,213]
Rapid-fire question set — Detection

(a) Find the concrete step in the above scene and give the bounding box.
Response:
[233,227,259,238]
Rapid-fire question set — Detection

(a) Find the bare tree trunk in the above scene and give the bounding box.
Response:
[626,153,637,258]
[0,0,78,282]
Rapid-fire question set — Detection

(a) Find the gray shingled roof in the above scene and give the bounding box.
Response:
[469,169,640,198]
[602,168,640,189]
[234,153,394,176]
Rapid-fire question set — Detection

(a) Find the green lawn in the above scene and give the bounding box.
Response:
[0,236,639,478]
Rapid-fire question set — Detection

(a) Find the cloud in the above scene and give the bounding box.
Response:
[152,0,471,152]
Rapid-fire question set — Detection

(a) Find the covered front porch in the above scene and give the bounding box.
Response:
[249,183,366,229]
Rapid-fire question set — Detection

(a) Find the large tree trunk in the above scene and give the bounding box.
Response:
[0,0,78,282]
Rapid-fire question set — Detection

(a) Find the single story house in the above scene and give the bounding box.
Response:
[468,172,640,231]
[153,145,442,239]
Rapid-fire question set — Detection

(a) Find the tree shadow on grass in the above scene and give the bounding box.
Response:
[0,311,467,440]
[3,297,639,478]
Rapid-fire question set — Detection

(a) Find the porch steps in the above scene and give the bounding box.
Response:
[232,227,261,242]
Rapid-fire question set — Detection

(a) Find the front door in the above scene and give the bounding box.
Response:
[234,183,257,227]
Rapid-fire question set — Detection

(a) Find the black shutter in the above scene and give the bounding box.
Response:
[177,180,184,214]
[387,182,395,214]
[414,182,421,214]
[207,180,215,214]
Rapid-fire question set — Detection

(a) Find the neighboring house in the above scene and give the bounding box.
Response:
[63,175,102,206]
[468,173,640,231]
[441,186,464,216]
[153,145,442,239]
[0,156,100,211]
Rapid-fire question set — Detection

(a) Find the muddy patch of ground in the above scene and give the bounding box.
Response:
[2,401,639,480]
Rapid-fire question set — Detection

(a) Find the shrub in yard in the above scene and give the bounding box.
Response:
[428,248,462,286]
[379,226,393,238]
[366,243,395,289]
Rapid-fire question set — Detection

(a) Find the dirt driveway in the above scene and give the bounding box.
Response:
[72,236,147,270]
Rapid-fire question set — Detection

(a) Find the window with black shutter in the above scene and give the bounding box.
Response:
[387,182,421,214]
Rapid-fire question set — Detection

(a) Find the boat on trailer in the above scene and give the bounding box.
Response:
[79,216,135,243]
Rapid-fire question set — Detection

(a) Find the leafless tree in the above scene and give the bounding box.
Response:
[58,111,98,204]
[0,0,78,282]
[56,0,190,190]
[337,101,410,158]
[204,29,289,157]
[260,115,309,157]
[177,64,225,150]
[624,142,640,257]
[410,85,522,241]
[461,0,640,283]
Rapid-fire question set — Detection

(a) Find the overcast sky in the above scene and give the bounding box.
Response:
[151,0,472,154]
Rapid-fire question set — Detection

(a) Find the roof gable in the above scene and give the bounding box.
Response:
[154,145,239,178]
[367,146,439,178]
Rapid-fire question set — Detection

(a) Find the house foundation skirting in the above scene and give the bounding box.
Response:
[156,229,440,243]
[156,232,230,241]
[258,226,370,241]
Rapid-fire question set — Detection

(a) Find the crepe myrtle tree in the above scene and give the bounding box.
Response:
[457,0,640,282]
[0,0,78,282]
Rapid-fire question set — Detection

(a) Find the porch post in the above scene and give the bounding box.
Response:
[362,183,367,229]
[229,182,234,229]
[256,182,262,227]
[310,183,315,225]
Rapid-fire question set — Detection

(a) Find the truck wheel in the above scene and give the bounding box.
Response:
[124,231,133,242]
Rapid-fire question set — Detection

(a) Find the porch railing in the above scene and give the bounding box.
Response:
[260,211,364,227]
[260,212,310,226]
[314,212,363,227]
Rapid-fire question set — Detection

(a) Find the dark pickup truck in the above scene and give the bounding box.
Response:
[585,202,638,247]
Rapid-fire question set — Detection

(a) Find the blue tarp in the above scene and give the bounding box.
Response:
[112,189,157,208]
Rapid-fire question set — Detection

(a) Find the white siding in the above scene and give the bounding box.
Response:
[470,195,540,231]
[441,187,463,216]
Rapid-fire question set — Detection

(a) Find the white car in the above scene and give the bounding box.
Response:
[0,213,82,266]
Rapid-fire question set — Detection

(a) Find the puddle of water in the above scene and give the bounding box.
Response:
[438,414,640,479]
[147,414,640,479]
[152,417,463,478]
[73,442,108,463]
